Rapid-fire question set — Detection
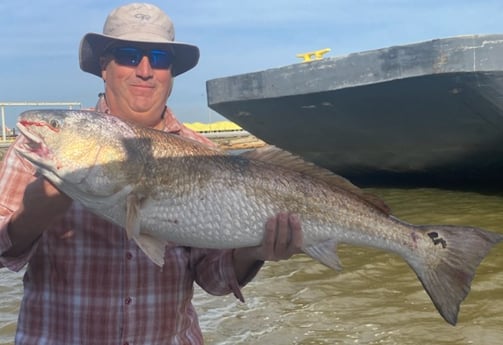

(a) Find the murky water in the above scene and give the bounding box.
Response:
[0,270,23,345]
[1,187,503,344]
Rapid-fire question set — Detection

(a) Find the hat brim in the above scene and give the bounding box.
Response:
[79,33,200,77]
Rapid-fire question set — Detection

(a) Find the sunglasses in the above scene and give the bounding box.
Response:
[109,47,174,69]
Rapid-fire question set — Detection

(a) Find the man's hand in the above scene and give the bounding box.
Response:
[256,212,303,261]
[3,176,72,257]
[232,213,304,282]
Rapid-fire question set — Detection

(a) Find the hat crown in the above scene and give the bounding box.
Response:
[103,3,175,42]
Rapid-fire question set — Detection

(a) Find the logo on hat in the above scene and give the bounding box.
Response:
[134,13,151,22]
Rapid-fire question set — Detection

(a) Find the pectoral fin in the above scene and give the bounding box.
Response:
[126,193,143,240]
[303,240,342,271]
[125,193,167,267]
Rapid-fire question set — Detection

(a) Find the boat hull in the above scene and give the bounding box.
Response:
[207,35,503,185]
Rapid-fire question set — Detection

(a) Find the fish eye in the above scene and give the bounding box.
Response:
[49,119,61,129]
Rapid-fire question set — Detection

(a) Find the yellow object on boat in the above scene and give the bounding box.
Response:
[296,48,331,62]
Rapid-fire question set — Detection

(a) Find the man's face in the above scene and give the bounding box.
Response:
[101,47,174,129]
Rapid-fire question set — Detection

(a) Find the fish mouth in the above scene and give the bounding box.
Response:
[16,121,54,162]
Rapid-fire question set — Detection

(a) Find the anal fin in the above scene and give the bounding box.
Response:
[303,239,342,271]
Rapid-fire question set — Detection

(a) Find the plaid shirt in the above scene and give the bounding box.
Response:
[0,99,260,345]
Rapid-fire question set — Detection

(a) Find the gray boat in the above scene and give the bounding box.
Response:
[206,34,503,186]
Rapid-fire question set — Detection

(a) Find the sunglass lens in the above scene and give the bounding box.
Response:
[149,50,173,69]
[114,47,142,67]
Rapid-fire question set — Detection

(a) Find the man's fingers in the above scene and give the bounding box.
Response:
[262,213,304,261]
[263,217,277,260]
[288,214,303,253]
[275,212,289,251]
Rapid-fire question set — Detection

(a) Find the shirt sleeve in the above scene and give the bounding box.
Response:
[0,138,40,271]
[190,248,263,302]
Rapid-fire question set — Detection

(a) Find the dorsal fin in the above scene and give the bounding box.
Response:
[240,146,390,215]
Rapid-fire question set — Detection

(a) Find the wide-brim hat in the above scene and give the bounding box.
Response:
[79,3,199,77]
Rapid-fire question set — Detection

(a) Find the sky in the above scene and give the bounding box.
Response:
[1,0,502,128]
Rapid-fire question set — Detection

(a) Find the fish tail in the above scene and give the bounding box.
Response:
[407,225,502,325]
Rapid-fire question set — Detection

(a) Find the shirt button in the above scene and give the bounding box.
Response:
[125,297,132,305]
[126,252,133,260]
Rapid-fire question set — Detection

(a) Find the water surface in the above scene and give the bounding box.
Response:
[1,187,502,344]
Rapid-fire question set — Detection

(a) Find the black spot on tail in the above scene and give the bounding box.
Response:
[428,231,447,248]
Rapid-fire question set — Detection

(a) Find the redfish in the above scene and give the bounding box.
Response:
[15,109,503,326]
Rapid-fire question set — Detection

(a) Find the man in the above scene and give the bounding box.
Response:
[0,3,303,344]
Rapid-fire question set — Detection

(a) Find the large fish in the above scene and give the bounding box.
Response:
[15,109,502,326]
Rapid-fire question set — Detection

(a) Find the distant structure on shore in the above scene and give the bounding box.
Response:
[0,126,16,136]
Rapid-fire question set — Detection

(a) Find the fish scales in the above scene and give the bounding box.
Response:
[125,124,389,248]
[14,109,503,326]
[132,134,395,249]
